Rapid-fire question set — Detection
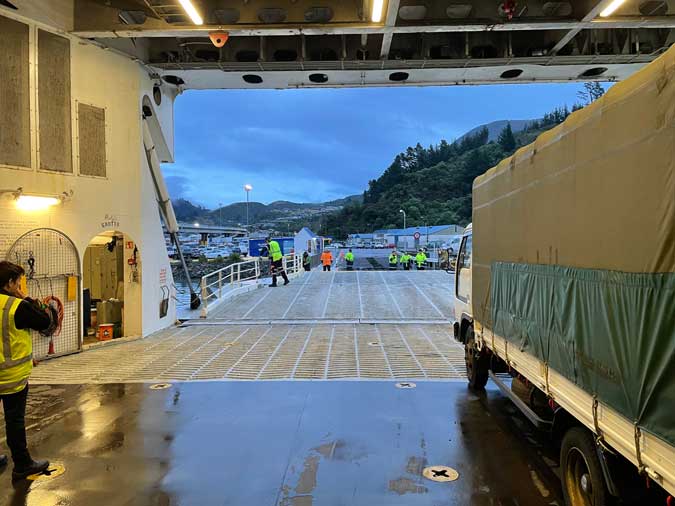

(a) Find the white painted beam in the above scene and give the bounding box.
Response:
[379,0,400,59]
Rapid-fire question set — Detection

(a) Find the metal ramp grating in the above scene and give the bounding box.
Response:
[30,323,466,384]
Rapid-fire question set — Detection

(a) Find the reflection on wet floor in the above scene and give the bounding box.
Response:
[0,381,564,506]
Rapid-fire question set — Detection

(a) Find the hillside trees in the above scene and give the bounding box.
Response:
[324,109,576,239]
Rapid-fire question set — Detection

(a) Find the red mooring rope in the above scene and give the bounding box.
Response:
[43,295,64,336]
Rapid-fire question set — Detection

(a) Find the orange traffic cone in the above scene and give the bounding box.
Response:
[48,338,55,355]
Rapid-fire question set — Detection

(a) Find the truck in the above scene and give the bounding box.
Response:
[453,45,675,505]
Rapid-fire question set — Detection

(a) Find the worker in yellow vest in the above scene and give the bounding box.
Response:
[0,261,54,479]
[388,251,399,270]
[400,252,412,270]
[266,237,289,287]
[344,249,355,270]
[415,249,428,270]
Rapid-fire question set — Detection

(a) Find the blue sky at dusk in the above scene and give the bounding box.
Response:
[163,83,591,208]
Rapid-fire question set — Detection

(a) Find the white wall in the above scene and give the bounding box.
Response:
[0,10,177,339]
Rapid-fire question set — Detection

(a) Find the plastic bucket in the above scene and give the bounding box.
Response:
[97,323,114,341]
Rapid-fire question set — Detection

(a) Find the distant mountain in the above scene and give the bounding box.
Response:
[460,119,536,142]
[172,199,209,222]
[173,195,363,230]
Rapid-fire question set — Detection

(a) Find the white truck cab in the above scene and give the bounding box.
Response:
[453,223,473,344]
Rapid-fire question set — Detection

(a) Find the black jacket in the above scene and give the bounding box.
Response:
[0,290,52,331]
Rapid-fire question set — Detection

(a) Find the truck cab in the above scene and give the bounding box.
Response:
[453,223,473,344]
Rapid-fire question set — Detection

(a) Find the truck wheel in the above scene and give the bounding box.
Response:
[465,327,489,390]
[561,427,610,506]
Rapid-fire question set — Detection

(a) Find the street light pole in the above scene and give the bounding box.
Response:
[399,209,406,230]
[244,184,252,232]
[219,202,223,227]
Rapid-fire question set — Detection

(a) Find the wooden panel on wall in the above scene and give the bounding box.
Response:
[0,16,31,168]
[38,29,72,173]
[78,103,106,177]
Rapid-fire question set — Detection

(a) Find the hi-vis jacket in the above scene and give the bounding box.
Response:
[321,250,333,266]
[0,294,33,395]
[268,240,283,261]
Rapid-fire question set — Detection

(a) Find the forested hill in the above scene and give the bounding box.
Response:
[324,107,573,239]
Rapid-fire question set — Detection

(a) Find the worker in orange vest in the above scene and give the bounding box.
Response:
[320,249,333,272]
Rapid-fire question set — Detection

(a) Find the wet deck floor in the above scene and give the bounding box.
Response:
[0,381,563,506]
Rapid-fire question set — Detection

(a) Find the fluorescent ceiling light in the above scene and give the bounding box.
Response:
[371,0,385,22]
[15,195,61,211]
[599,0,625,17]
[178,0,204,25]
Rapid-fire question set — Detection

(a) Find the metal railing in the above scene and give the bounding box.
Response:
[199,254,303,317]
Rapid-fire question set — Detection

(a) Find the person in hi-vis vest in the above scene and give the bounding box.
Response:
[320,249,333,271]
[266,237,290,287]
[344,249,355,270]
[0,261,57,480]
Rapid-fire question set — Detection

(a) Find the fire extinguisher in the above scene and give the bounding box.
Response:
[128,246,139,282]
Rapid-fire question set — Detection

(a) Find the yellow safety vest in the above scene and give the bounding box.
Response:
[0,294,33,395]
[268,240,283,261]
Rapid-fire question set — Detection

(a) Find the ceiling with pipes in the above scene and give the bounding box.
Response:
[10,0,675,87]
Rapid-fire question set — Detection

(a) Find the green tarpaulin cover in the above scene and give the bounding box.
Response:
[491,262,675,447]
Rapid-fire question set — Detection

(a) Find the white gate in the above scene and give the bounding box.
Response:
[6,228,81,359]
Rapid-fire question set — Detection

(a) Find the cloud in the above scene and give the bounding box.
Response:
[169,82,592,208]
[164,175,193,200]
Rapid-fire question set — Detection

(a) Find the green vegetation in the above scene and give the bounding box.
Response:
[324,104,591,239]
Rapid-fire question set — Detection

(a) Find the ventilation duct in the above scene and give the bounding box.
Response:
[258,8,287,23]
[212,8,240,24]
[399,5,427,20]
[446,4,473,18]
[305,7,334,22]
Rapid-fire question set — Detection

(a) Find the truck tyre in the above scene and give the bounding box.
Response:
[465,327,489,390]
[561,427,610,506]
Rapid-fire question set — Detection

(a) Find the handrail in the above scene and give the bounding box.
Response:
[199,253,303,317]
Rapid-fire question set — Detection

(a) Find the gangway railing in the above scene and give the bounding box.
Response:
[199,254,302,317]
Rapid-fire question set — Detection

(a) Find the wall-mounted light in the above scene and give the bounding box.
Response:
[178,0,204,25]
[16,195,61,211]
[1,187,72,212]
